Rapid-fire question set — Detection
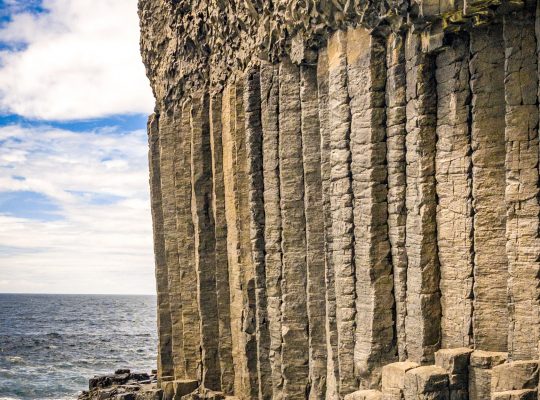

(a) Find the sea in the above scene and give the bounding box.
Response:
[0,294,157,400]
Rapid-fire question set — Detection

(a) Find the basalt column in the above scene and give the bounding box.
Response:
[300,63,328,400]
[386,31,408,362]
[404,30,441,365]
[327,30,357,396]
[469,23,508,353]
[190,94,221,389]
[140,2,540,398]
[260,62,284,400]
[243,68,272,399]
[209,92,235,393]
[503,10,540,361]
[148,114,174,382]
[176,100,201,380]
[435,34,473,349]
[318,47,340,400]
[160,102,187,380]
[221,82,256,398]
[278,58,310,399]
[347,27,395,387]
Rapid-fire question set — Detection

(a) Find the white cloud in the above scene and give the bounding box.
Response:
[0,0,154,120]
[0,124,155,294]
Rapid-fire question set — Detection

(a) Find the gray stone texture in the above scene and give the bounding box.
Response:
[386,31,408,363]
[435,34,474,349]
[139,3,540,398]
[503,10,540,362]
[382,361,419,399]
[403,366,449,400]
[344,390,383,400]
[233,77,260,400]
[160,102,187,380]
[278,58,310,399]
[176,100,202,380]
[491,361,539,393]
[404,29,441,365]
[243,68,272,400]
[327,30,357,397]
[209,93,235,394]
[491,390,538,400]
[173,379,200,399]
[435,348,472,399]
[469,350,508,400]
[301,63,328,400]
[260,61,284,400]
[190,94,221,390]
[318,47,341,400]
[221,82,257,398]
[347,27,395,388]
[148,114,174,382]
[469,23,509,353]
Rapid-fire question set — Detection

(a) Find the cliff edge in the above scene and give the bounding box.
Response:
[139,0,540,398]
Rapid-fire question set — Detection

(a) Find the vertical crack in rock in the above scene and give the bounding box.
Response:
[178,99,202,379]
[469,23,508,352]
[190,94,221,390]
[404,29,441,365]
[260,61,285,400]
[503,10,540,361]
[160,103,186,380]
[317,48,341,400]
[347,27,395,388]
[148,113,175,382]
[278,57,310,399]
[244,67,273,400]
[300,63,328,400]
[209,92,236,393]
[327,30,358,395]
[386,31,408,362]
[435,33,474,349]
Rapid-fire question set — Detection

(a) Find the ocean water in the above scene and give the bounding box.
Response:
[0,294,157,400]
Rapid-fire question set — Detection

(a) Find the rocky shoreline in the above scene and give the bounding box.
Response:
[78,369,161,400]
[79,369,236,400]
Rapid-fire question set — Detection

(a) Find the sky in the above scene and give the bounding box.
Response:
[0,0,157,294]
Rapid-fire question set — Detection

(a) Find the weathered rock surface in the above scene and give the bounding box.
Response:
[140,0,540,398]
[469,23,509,354]
[382,361,419,399]
[469,350,508,400]
[79,370,160,400]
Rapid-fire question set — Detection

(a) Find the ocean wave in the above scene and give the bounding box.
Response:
[5,356,24,364]
[0,294,156,399]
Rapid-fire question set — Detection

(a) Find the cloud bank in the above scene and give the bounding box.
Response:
[0,0,154,120]
[0,124,155,294]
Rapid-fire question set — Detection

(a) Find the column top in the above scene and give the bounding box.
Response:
[139,0,531,104]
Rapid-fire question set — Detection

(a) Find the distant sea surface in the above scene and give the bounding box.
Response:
[0,294,157,400]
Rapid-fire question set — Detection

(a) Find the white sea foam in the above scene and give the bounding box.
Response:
[5,356,24,364]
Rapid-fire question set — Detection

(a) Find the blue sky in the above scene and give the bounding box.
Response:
[0,0,156,294]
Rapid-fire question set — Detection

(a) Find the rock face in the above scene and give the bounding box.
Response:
[79,370,161,400]
[139,0,540,398]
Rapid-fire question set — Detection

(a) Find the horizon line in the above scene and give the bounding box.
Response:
[0,292,156,296]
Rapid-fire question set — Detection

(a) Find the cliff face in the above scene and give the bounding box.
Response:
[139,0,540,399]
